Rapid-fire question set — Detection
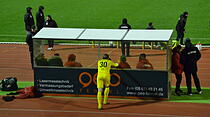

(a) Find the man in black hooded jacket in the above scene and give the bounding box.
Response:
[176,12,188,45]
[181,38,202,95]
[36,6,45,31]
[119,18,131,57]
[24,7,35,33]
[44,15,58,50]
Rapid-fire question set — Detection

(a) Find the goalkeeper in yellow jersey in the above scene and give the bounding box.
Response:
[97,54,118,110]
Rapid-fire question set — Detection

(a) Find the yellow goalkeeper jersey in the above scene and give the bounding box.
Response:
[97,59,118,74]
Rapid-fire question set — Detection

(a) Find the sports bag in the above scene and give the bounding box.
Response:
[0,77,18,91]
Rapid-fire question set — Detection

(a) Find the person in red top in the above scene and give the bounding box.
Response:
[172,45,183,96]
[136,53,153,69]
[118,55,131,69]
[64,54,82,67]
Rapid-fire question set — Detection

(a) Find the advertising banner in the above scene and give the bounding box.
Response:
[34,67,169,98]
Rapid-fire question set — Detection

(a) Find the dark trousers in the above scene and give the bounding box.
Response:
[184,71,201,93]
[48,40,54,48]
[175,74,182,92]
[28,45,34,68]
[121,41,130,56]
[176,31,184,45]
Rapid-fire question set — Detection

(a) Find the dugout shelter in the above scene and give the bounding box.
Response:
[33,27,173,99]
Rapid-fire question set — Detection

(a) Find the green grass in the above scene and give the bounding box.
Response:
[0,0,210,44]
[1,82,209,104]
[169,87,210,104]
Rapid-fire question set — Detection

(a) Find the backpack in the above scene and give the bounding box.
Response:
[0,77,18,91]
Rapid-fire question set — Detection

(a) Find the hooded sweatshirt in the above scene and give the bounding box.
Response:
[24,7,35,31]
[181,43,201,73]
[36,6,45,30]
[44,15,58,28]
[176,13,188,32]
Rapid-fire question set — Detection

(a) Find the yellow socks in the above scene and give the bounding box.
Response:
[97,91,102,109]
[103,87,110,104]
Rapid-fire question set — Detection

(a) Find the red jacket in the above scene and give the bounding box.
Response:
[64,61,82,67]
[172,51,183,74]
[136,59,153,70]
[118,61,131,69]
[64,54,82,67]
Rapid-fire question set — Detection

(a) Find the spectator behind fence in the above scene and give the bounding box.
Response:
[35,53,48,66]
[64,54,82,67]
[48,53,63,67]
[136,53,153,70]
[117,55,131,69]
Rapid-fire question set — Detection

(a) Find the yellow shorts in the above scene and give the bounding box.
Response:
[97,73,110,89]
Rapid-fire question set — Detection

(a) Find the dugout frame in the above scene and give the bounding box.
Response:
[33,28,173,99]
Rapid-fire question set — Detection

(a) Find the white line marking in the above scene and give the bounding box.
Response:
[0,108,193,117]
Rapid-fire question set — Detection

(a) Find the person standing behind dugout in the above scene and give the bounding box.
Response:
[176,12,188,45]
[146,22,155,29]
[119,18,131,57]
[36,6,45,31]
[24,7,35,34]
[181,38,202,95]
[25,26,37,68]
[172,45,183,96]
[44,15,58,50]
[146,22,157,47]
[97,54,118,110]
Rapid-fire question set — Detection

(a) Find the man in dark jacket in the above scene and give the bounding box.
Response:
[176,12,188,45]
[36,6,45,31]
[146,22,157,47]
[181,38,202,95]
[146,22,155,29]
[119,18,131,57]
[24,7,35,34]
[44,15,58,50]
[25,26,37,68]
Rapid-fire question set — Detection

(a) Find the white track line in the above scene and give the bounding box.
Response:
[0,108,192,117]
